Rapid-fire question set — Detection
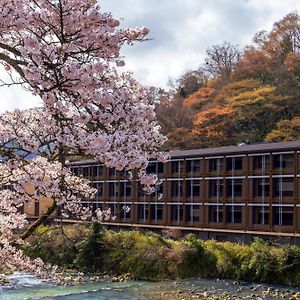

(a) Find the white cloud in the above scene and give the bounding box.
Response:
[0,0,300,111]
[100,0,300,89]
[0,67,41,113]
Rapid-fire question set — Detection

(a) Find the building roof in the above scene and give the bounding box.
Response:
[68,140,300,165]
[169,140,300,158]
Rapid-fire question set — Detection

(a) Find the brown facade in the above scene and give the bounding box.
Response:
[67,140,300,240]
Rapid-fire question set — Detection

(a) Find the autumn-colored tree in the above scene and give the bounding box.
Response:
[266,117,300,142]
[183,86,216,111]
[175,69,207,98]
[190,80,294,147]
[156,12,300,151]
[204,41,241,80]
[156,94,195,136]
[232,47,273,83]
[256,13,300,63]
[164,128,198,150]
[228,86,291,143]
[154,70,204,146]
[193,106,234,147]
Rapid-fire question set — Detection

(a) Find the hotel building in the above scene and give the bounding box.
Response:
[64,140,300,243]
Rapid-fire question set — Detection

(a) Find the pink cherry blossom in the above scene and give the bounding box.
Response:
[0,0,165,278]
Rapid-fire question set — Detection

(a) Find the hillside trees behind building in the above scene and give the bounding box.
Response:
[154,12,300,150]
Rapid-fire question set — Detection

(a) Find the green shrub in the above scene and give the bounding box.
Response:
[179,234,206,277]
[24,224,89,267]
[74,222,105,271]
[246,238,280,282]
[277,245,300,285]
[23,225,300,286]
[101,230,175,280]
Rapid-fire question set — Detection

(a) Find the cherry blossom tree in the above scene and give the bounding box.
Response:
[0,0,166,274]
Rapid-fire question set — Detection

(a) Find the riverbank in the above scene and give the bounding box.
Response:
[23,223,300,287]
[2,274,300,300]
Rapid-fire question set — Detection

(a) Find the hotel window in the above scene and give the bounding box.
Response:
[185,205,200,222]
[157,163,164,173]
[226,179,243,197]
[252,206,269,225]
[92,165,103,178]
[81,166,91,177]
[209,158,223,172]
[92,202,102,212]
[227,206,242,224]
[187,160,201,173]
[170,181,183,197]
[147,162,164,174]
[208,206,223,223]
[137,184,145,197]
[253,156,270,170]
[120,182,131,197]
[273,154,294,169]
[273,178,293,197]
[208,180,223,198]
[107,203,118,218]
[108,168,117,177]
[108,183,119,198]
[186,180,201,197]
[137,204,148,222]
[226,157,243,171]
[150,204,163,222]
[146,162,156,174]
[92,182,103,197]
[119,204,131,220]
[169,205,183,223]
[273,207,293,226]
[156,184,164,195]
[170,161,184,174]
[150,185,164,202]
[253,178,270,198]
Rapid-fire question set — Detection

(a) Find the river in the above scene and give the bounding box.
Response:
[1,273,300,299]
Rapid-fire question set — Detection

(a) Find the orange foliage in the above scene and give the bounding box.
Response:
[164,128,197,150]
[156,13,300,150]
[194,106,234,126]
[183,86,215,110]
[232,49,272,82]
[214,79,260,104]
[284,53,300,72]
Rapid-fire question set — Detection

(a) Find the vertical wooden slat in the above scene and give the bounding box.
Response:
[294,151,297,232]
[245,155,249,230]
[202,158,207,226]
[223,156,227,227]
[163,161,169,226]
[182,159,187,227]
[131,171,137,224]
[201,158,205,227]
[269,153,273,231]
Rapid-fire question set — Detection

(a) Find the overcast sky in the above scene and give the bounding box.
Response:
[1,0,300,112]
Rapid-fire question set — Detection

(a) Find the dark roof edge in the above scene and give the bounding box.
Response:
[67,140,300,165]
[168,140,300,158]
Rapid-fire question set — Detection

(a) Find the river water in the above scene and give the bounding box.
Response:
[1,273,300,299]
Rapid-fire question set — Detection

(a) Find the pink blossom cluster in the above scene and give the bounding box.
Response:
[0,157,96,206]
[0,0,166,277]
[0,169,55,276]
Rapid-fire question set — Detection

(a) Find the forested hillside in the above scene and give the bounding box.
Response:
[154,13,300,150]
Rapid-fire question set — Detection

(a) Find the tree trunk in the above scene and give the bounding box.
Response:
[19,200,57,241]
